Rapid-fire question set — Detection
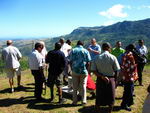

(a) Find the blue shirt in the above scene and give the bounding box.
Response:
[88,44,101,60]
[69,45,91,75]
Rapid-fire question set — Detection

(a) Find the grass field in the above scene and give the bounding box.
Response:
[0,65,150,113]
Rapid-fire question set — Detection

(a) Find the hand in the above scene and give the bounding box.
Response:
[88,48,92,52]
[102,76,109,84]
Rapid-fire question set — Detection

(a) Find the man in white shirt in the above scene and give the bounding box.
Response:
[136,40,148,86]
[59,38,72,84]
[2,40,22,93]
[28,42,45,100]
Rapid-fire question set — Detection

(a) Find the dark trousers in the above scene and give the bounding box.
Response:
[121,81,134,107]
[31,70,45,99]
[137,63,145,84]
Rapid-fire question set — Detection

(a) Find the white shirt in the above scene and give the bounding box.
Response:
[2,45,22,69]
[41,46,47,58]
[28,49,44,70]
[136,45,148,56]
[60,43,72,57]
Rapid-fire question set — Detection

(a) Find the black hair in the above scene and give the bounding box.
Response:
[125,44,135,51]
[66,39,71,45]
[77,40,84,46]
[102,42,111,50]
[55,42,62,50]
[35,42,43,49]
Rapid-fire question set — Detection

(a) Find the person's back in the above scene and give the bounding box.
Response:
[46,49,66,75]
[1,40,22,93]
[94,51,118,77]
[2,45,22,69]
[70,45,90,74]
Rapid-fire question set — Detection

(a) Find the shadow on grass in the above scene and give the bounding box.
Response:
[0,86,34,94]
[0,96,73,111]
[78,105,121,113]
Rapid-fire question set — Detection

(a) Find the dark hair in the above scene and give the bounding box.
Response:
[55,42,62,50]
[66,39,71,45]
[102,42,111,50]
[59,38,65,44]
[138,39,144,43]
[125,44,135,51]
[35,42,43,49]
[77,40,84,46]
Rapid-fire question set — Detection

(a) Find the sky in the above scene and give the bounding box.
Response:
[0,0,150,39]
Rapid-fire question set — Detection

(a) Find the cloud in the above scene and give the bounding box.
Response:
[99,4,128,18]
[137,5,150,10]
[142,5,150,9]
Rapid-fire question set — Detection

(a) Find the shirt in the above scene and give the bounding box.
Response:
[60,43,72,57]
[2,45,22,69]
[121,51,138,81]
[69,45,91,75]
[28,49,44,70]
[46,49,66,75]
[111,47,125,59]
[136,45,148,56]
[88,44,101,60]
[91,51,120,77]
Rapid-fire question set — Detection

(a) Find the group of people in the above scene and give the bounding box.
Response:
[1,38,149,113]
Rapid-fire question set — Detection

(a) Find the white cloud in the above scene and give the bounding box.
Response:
[99,4,128,18]
[137,5,150,10]
[142,5,150,8]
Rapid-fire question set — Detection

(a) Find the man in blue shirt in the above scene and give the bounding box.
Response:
[88,38,101,60]
[69,40,91,105]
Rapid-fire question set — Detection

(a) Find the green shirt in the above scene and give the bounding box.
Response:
[111,47,125,58]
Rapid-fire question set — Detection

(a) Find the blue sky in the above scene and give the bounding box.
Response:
[0,0,150,39]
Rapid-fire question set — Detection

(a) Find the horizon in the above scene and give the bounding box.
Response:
[0,0,150,39]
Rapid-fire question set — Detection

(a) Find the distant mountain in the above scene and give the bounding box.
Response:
[63,18,150,47]
[1,18,150,57]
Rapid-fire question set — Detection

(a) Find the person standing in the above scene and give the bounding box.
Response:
[91,42,120,113]
[46,42,66,104]
[136,40,148,86]
[87,38,101,98]
[69,40,91,105]
[87,38,101,59]
[2,40,22,93]
[111,41,125,60]
[120,45,138,111]
[28,42,45,100]
[59,38,72,84]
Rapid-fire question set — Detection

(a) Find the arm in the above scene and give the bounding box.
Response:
[92,70,110,83]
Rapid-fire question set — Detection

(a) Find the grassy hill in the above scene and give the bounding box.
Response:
[1,18,150,57]
[0,65,150,113]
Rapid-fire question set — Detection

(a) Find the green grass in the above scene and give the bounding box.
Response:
[0,65,150,113]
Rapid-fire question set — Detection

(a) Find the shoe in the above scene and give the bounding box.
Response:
[121,105,131,111]
[58,98,67,104]
[10,88,14,93]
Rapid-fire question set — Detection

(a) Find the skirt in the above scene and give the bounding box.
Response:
[96,77,116,106]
